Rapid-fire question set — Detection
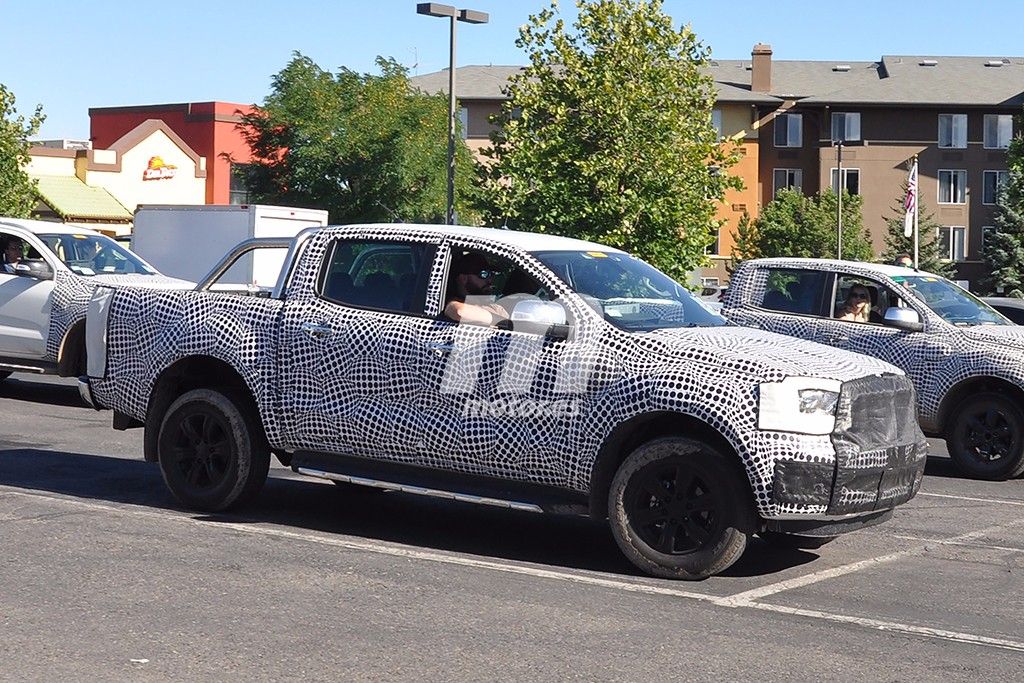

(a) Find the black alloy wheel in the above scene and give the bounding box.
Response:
[157,388,270,511]
[608,437,753,579]
[168,410,232,492]
[948,392,1024,480]
[623,461,723,556]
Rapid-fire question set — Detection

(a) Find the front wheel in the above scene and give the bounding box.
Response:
[157,388,270,511]
[608,437,754,580]
[947,392,1024,480]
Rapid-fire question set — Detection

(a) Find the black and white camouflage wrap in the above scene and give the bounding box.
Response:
[44,270,194,363]
[724,257,1024,433]
[89,225,923,520]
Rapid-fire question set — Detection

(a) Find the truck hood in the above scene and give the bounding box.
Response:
[959,324,1024,354]
[637,325,902,383]
[91,273,196,290]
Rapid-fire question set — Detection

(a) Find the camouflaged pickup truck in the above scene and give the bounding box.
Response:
[80,224,926,579]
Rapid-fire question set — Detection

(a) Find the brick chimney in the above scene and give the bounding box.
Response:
[751,43,773,93]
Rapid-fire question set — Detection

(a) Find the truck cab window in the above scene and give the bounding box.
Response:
[321,240,433,314]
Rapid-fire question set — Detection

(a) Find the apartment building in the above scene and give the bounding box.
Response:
[412,46,1024,288]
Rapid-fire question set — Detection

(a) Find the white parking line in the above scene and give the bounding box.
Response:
[4,486,1024,654]
[891,534,1024,554]
[916,492,1024,507]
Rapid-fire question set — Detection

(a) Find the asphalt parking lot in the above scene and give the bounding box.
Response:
[2,376,1023,681]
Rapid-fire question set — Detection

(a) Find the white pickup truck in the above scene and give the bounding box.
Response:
[80,223,927,579]
[0,217,191,383]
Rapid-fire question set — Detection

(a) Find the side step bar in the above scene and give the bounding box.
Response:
[290,451,590,516]
[0,358,56,374]
[297,467,544,513]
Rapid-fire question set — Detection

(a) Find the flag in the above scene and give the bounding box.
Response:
[903,160,918,238]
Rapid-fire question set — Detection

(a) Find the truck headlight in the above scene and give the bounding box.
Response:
[758,377,842,435]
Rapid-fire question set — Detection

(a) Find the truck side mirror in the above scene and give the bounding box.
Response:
[510,299,571,339]
[884,307,923,332]
[12,260,54,281]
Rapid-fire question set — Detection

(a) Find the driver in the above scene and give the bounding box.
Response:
[3,236,24,273]
[444,252,510,327]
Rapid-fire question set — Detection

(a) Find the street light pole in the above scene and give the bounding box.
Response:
[835,140,843,260]
[416,3,489,225]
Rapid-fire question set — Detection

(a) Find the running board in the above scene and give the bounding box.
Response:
[0,357,55,374]
[297,467,544,513]
[290,451,590,516]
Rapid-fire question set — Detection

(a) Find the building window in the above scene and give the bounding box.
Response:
[937,226,967,261]
[982,225,997,252]
[830,168,860,195]
[938,170,967,204]
[459,107,469,140]
[938,114,967,148]
[984,114,1012,149]
[704,227,720,256]
[983,170,1009,204]
[773,168,803,197]
[711,109,723,139]
[774,113,802,147]
[831,112,861,142]
[229,163,254,205]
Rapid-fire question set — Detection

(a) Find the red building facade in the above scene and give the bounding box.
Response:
[90,101,254,205]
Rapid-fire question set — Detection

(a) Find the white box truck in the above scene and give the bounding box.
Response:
[131,204,329,288]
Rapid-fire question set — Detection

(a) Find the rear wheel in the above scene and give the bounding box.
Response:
[608,437,753,580]
[157,388,270,511]
[947,392,1024,480]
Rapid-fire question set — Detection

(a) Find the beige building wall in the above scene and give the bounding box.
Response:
[84,129,206,210]
[25,153,76,176]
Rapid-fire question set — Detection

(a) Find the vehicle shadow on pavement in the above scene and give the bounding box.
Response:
[923,455,972,480]
[0,448,819,580]
[0,377,86,409]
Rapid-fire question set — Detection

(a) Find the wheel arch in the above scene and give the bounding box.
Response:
[57,319,86,377]
[143,355,266,463]
[937,375,1024,436]
[587,411,752,519]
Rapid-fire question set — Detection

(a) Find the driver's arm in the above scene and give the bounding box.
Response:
[445,300,508,326]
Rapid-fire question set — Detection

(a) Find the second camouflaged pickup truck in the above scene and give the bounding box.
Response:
[81,224,927,579]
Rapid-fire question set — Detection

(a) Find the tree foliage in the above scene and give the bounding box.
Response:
[0,84,43,218]
[878,183,954,277]
[479,0,742,281]
[726,211,758,273]
[981,135,1024,294]
[749,188,873,261]
[240,53,478,224]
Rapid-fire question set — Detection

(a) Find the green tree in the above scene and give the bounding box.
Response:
[727,210,759,273]
[878,185,954,277]
[753,188,873,261]
[240,53,478,224]
[0,84,44,218]
[479,0,742,281]
[981,135,1024,295]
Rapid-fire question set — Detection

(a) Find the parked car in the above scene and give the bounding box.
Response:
[724,257,1024,480]
[0,217,192,384]
[80,224,926,579]
[982,297,1024,325]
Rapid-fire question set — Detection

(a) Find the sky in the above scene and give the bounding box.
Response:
[4,0,1024,140]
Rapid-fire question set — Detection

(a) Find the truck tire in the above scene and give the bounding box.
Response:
[157,388,270,511]
[947,392,1024,480]
[608,437,753,580]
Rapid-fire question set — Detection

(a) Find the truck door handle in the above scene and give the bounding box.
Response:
[827,334,849,343]
[301,322,334,339]
[426,341,455,357]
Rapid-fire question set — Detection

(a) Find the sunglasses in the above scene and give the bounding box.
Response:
[849,290,869,300]
[476,269,500,279]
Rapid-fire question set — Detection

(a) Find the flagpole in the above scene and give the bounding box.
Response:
[912,155,919,269]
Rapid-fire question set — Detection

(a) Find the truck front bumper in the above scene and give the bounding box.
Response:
[771,373,928,517]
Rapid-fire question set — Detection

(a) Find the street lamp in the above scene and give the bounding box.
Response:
[416,3,489,225]
[831,137,865,259]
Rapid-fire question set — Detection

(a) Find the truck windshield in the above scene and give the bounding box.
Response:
[532,250,725,331]
[892,274,1010,326]
[39,233,155,276]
